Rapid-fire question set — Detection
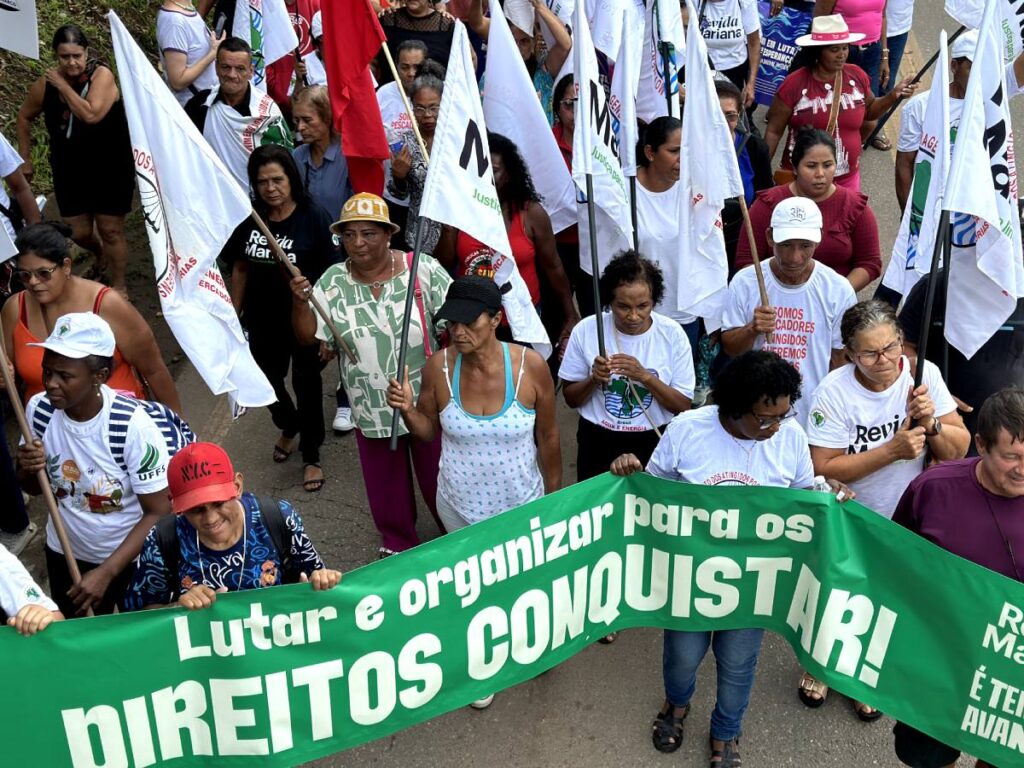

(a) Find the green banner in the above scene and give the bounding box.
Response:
[5,474,1024,767]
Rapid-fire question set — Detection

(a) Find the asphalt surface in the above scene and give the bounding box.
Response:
[15,7,1024,767]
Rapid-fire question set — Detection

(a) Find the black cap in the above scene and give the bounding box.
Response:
[434,276,503,325]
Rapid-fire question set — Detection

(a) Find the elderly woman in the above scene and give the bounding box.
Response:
[2,223,181,412]
[16,313,181,617]
[735,127,882,290]
[290,193,452,558]
[612,350,851,768]
[764,14,916,190]
[123,442,341,611]
[16,25,136,295]
[797,299,969,717]
[292,85,352,220]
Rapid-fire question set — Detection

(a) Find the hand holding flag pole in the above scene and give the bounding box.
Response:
[737,196,772,341]
[389,218,428,450]
[0,320,93,617]
[377,42,431,164]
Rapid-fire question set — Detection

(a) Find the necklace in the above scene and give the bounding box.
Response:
[724,423,756,476]
[982,489,1023,582]
[197,513,248,590]
[354,251,397,291]
[168,0,196,11]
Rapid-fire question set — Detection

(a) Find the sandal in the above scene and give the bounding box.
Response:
[272,436,296,463]
[651,702,690,753]
[303,463,325,493]
[798,671,828,708]
[710,737,742,767]
[871,132,892,151]
[598,632,618,644]
[854,700,883,722]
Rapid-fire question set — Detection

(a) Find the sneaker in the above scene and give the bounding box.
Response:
[333,406,355,433]
[0,521,37,557]
[470,694,494,709]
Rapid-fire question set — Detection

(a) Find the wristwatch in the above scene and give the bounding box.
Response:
[924,419,943,437]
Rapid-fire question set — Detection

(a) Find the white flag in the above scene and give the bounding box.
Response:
[233,0,299,87]
[884,32,951,297]
[678,0,745,327]
[484,4,576,233]
[572,0,633,275]
[946,0,1024,61]
[419,22,552,358]
[0,0,38,59]
[610,1,645,178]
[637,0,684,121]
[505,0,535,36]
[943,0,1024,359]
[109,12,275,408]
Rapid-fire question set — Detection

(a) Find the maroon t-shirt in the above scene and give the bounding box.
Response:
[893,458,1024,582]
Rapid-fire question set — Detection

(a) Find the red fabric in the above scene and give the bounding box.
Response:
[266,0,321,108]
[322,0,389,194]
[733,184,882,280]
[455,208,541,304]
[775,65,871,186]
[552,123,578,246]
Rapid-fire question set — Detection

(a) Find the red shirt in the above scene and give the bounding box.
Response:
[775,64,871,186]
[734,184,881,280]
[456,207,540,304]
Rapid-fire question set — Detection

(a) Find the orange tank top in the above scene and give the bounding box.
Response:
[13,288,146,403]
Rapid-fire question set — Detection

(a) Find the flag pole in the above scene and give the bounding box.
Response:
[378,41,431,163]
[862,25,967,150]
[584,174,607,358]
[737,196,771,307]
[629,176,640,251]
[250,211,357,364]
[654,0,675,116]
[912,209,950,391]
[389,218,428,450]
[0,321,93,617]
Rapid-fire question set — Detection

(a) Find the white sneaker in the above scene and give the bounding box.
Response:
[470,694,494,710]
[333,406,355,432]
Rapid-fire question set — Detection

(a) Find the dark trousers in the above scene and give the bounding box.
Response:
[576,417,662,481]
[0,397,28,533]
[45,546,134,617]
[248,324,326,465]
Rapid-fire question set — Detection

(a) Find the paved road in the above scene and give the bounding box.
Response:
[18,7,1024,766]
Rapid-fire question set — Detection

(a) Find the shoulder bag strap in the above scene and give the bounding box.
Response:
[406,251,432,358]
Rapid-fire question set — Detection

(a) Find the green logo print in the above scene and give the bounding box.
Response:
[138,444,161,476]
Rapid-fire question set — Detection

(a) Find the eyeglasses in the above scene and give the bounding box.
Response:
[412,105,440,116]
[559,98,578,109]
[722,111,741,123]
[750,408,797,430]
[13,265,61,283]
[339,229,385,243]
[854,340,903,365]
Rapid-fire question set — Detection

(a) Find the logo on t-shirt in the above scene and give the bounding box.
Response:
[604,374,655,420]
[705,471,759,486]
[848,414,902,454]
[810,409,826,428]
[137,443,166,481]
[462,247,497,281]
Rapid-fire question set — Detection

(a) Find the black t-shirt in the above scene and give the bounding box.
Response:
[224,202,338,329]
[898,268,1024,436]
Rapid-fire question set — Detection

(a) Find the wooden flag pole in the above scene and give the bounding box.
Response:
[250,211,357,364]
[389,218,428,451]
[0,321,93,617]
[584,174,607,358]
[379,43,431,164]
[737,195,773,341]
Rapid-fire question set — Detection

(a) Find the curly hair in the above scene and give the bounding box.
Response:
[488,132,541,212]
[712,351,803,419]
[598,250,666,308]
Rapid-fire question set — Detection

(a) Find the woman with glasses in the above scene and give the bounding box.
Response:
[611,350,850,768]
[2,223,180,413]
[223,145,338,493]
[798,299,968,717]
[290,193,452,558]
[388,73,444,256]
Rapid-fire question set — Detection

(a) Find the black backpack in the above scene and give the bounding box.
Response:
[152,495,301,598]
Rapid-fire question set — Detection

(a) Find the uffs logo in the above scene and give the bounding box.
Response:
[137,443,165,481]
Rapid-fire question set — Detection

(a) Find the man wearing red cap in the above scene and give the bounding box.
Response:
[123,442,340,610]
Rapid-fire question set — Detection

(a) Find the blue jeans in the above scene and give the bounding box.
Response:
[884,32,910,93]
[847,40,883,96]
[663,628,765,741]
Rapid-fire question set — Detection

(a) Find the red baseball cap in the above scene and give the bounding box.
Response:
[167,442,238,514]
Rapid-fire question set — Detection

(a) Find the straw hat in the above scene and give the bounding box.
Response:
[795,14,866,47]
[329,192,401,235]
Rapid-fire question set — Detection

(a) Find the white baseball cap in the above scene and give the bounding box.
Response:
[951,29,979,61]
[27,312,116,358]
[770,197,823,243]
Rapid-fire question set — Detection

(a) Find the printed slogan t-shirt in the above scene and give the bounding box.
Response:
[806,358,957,519]
[560,311,695,432]
[699,0,760,71]
[722,261,856,427]
[647,405,814,488]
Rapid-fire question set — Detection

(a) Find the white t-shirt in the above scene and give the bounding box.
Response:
[25,387,172,564]
[560,311,695,431]
[378,82,414,205]
[722,262,856,428]
[806,358,956,519]
[156,7,219,106]
[0,130,25,245]
[648,405,815,488]
[885,0,915,37]
[699,0,760,71]
[636,181,696,324]
[0,543,58,617]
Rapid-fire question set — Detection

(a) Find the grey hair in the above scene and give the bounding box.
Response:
[840,300,900,349]
[411,73,444,98]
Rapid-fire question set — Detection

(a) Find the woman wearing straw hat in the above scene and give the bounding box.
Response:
[290,192,453,559]
[763,13,917,191]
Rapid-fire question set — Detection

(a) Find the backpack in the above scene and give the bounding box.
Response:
[30,393,196,474]
[152,495,301,596]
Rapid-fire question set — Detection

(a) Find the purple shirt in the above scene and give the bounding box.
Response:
[893,458,1024,582]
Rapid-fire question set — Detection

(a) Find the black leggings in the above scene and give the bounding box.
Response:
[575,417,662,482]
[45,546,134,617]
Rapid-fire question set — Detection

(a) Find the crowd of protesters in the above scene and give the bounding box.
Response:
[0,1,1021,767]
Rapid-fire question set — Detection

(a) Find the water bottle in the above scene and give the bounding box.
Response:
[812,475,831,493]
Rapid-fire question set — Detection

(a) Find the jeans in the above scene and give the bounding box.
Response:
[884,32,910,93]
[663,628,765,741]
[847,40,883,96]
